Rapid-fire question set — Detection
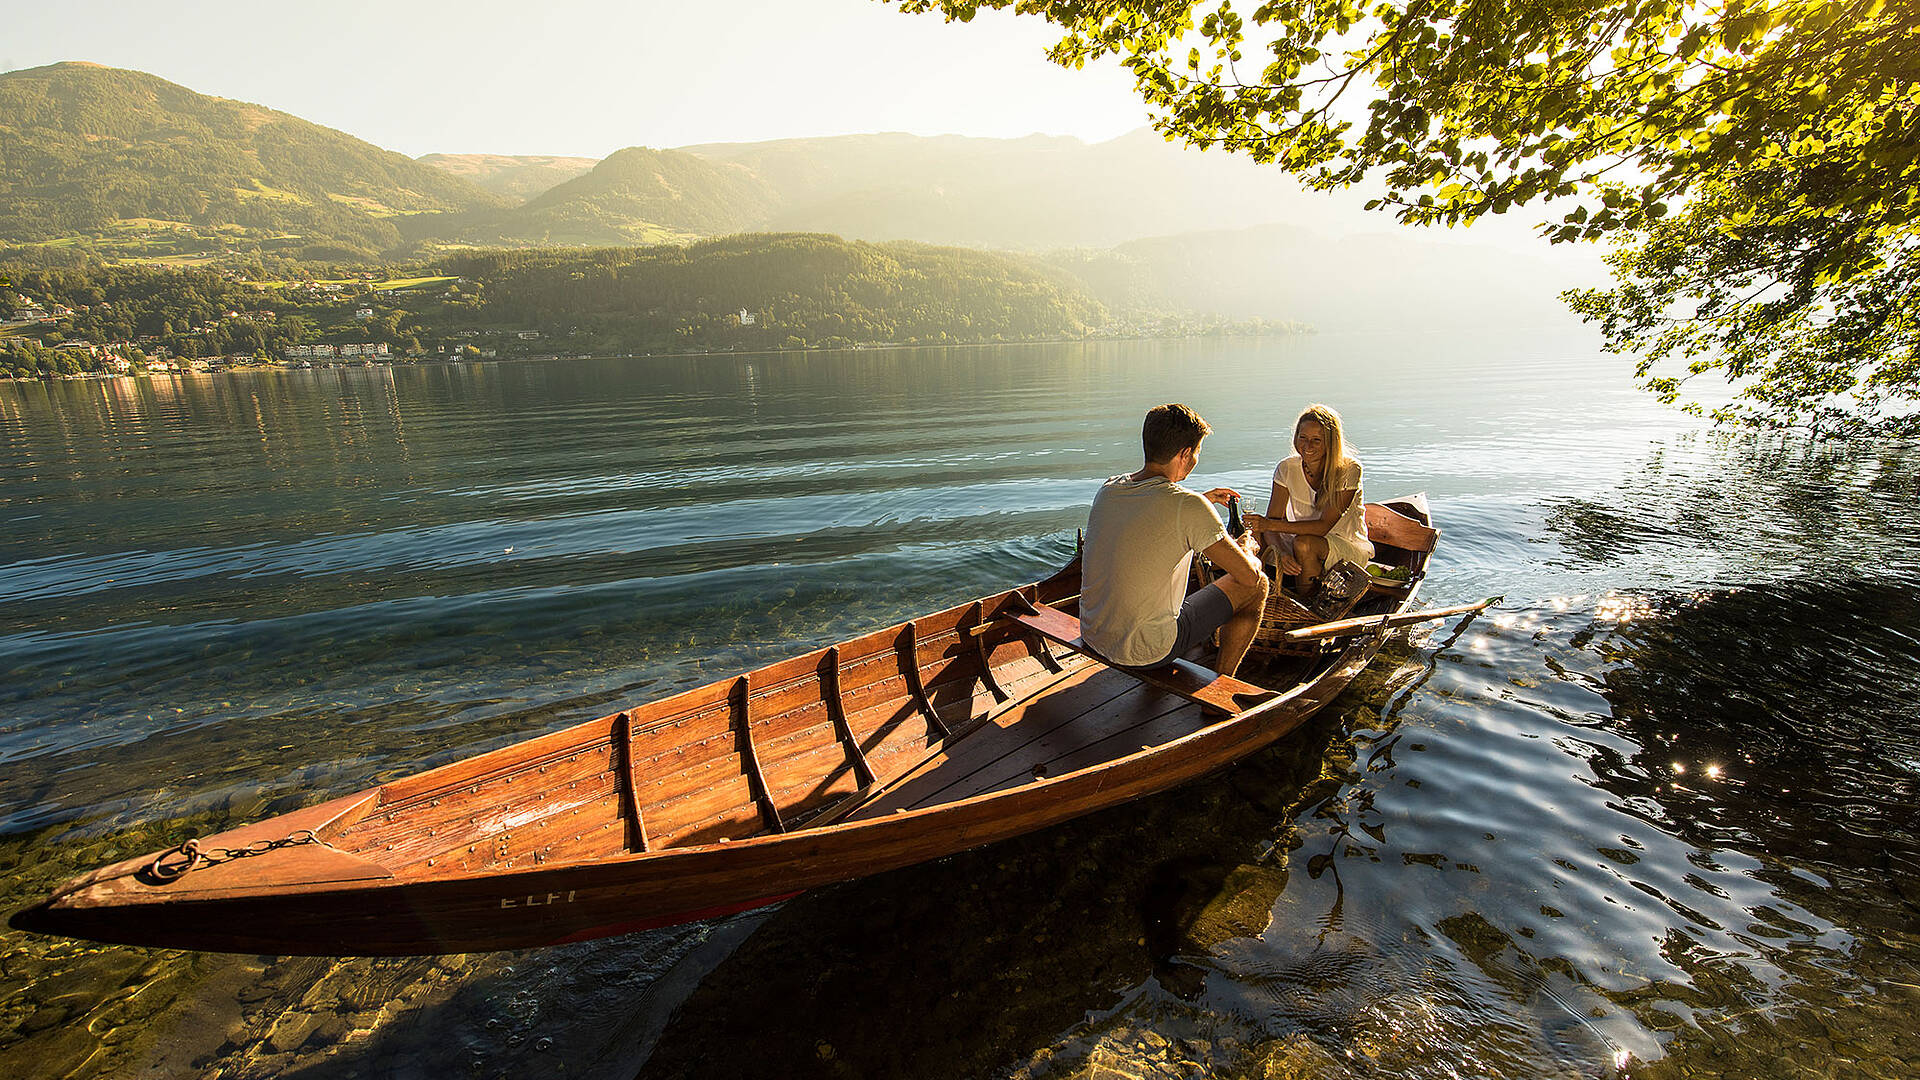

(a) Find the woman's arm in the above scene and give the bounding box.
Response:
[1251,481,1297,573]
[1264,481,1286,520]
[1247,487,1358,538]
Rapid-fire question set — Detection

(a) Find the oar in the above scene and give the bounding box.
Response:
[1281,596,1501,642]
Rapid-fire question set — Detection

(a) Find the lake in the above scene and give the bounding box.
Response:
[2,332,1916,1079]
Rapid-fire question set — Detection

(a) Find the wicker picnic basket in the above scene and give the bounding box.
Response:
[1250,561,1373,655]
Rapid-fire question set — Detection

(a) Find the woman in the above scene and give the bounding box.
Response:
[1246,403,1373,591]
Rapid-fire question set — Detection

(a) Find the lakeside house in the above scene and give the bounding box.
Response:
[283,342,390,361]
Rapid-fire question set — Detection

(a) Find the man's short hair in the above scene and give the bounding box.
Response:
[1142,403,1212,464]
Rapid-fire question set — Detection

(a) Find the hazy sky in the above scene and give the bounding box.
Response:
[2,0,1148,157]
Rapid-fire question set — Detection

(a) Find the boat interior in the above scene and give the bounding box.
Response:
[318,501,1437,880]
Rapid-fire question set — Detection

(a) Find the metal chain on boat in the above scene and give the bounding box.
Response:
[141,828,333,884]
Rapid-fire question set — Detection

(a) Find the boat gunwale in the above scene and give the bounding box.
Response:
[26,495,1437,946]
[72,568,1420,907]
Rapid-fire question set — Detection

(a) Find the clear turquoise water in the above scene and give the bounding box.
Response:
[1,333,1915,1079]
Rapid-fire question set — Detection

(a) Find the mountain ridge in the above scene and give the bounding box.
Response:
[0,62,1600,332]
[414,153,598,201]
[441,146,780,247]
[0,62,507,260]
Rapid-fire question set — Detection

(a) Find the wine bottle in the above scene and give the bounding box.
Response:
[1226,493,1246,539]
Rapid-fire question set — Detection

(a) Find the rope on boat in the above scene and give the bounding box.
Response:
[141,828,332,884]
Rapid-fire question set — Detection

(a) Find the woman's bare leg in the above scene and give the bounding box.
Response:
[1296,535,1329,587]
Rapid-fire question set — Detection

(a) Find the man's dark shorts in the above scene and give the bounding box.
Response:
[1144,582,1234,667]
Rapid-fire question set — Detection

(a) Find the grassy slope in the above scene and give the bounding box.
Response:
[0,63,508,259]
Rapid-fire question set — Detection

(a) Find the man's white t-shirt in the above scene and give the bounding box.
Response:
[1080,474,1226,666]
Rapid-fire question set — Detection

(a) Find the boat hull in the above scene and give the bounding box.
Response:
[12,499,1436,955]
[12,632,1387,955]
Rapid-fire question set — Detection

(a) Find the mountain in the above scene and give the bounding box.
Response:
[442,147,780,247]
[422,128,1385,255]
[677,129,1372,251]
[413,153,598,201]
[0,61,1596,334]
[0,62,508,260]
[1047,224,1612,332]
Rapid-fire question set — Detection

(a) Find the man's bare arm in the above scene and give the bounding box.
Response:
[1202,534,1265,595]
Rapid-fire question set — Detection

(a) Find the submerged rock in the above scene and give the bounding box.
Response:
[1251,1033,1348,1079]
[1181,864,1289,954]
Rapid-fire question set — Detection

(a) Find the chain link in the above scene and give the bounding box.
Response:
[142,828,331,884]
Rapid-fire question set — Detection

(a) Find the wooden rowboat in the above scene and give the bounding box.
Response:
[11,498,1449,956]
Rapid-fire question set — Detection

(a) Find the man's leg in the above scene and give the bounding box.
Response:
[1209,572,1269,677]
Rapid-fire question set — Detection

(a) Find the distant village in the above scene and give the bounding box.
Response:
[0,272,515,379]
[5,275,830,381]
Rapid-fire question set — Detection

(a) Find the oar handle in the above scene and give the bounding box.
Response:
[1282,596,1501,641]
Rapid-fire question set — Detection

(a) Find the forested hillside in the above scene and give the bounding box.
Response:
[447,233,1106,350]
[0,233,1143,378]
[0,63,506,261]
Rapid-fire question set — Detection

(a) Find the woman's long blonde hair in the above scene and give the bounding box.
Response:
[1296,403,1352,513]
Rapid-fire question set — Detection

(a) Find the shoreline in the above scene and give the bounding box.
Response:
[0,329,1318,382]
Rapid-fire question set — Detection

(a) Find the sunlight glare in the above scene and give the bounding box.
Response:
[1593,592,1653,622]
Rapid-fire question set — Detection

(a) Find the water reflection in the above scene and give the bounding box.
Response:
[1581,578,1920,1078]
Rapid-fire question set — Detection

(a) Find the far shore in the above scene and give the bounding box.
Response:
[1,329,1317,382]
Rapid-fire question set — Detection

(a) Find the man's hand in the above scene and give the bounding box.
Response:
[1202,487,1239,505]
[1201,532,1270,620]
[1202,533,1264,593]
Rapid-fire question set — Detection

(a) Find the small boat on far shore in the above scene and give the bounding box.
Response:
[11,497,1471,957]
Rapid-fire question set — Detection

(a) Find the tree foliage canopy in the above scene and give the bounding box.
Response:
[898,0,1920,431]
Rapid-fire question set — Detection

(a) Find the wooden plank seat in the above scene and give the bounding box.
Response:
[1003,596,1278,716]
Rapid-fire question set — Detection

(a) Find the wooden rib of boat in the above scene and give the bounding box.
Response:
[11,498,1443,957]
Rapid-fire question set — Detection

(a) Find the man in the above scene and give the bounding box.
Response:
[1080,403,1270,677]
